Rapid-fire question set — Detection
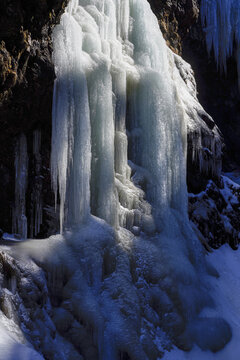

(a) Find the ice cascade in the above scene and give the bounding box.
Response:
[51,0,188,232]
[50,0,232,358]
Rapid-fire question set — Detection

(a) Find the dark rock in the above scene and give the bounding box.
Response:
[148,0,199,55]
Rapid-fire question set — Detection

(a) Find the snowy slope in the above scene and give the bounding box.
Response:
[0,321,43,360]
[163,244,240,360]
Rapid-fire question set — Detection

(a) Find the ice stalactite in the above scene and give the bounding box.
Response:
[48,0,231,358]
[12,134,28,239]
[30,130,43,238]
[201,0,240,86]
[51,8,92,231]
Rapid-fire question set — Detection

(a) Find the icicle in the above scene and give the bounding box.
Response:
[30,130,43,238]
[12,134,28,239]
[201,0,240,80]
[51,9,92,231]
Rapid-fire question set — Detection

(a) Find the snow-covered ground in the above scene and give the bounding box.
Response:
[163,244,240,360]
[224,171,240,186]
[2,233,26,242]
[0,322,43,360]
[0,233,240,359]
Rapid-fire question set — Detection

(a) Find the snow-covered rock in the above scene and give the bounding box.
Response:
[189,175,240,249]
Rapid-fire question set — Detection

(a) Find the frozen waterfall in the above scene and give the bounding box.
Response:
[50,0,232,358]
[51,0,187,233]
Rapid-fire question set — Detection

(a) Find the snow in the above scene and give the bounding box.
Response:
[220,175,240,208]
[0,318,43,360]
[223,171,240,186]
[163,244,240,360]
[2,233,23,242]
[2,215,240,359]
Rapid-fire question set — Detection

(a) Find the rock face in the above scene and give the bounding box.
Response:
[149,0,199,54]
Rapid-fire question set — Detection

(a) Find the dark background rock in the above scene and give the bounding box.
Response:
[149,0,199,54]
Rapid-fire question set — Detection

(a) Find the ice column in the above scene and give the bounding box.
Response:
[51,8,92,231]
[130,0,187,229]
[12,134,28,239]
[30,130,43,237]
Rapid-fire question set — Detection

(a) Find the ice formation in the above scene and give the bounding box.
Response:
[51,0,189,232]
[12,134,28,239]
[173,54,222,179]
[42,0,233,358]
[30,130,43,238]
[201,0,240,85]
[12,131,43,239]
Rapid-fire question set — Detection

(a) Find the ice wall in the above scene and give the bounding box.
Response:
[201,0,240,85]
[50,0,231,358]
[51,0,188,233]
[51,7,92,232]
